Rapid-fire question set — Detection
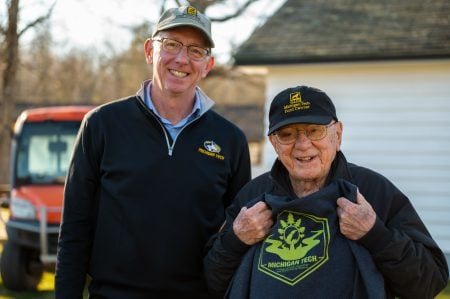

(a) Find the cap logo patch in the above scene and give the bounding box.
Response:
[179,6,205,26]
[187,6,198,16]
[284,92,310,114]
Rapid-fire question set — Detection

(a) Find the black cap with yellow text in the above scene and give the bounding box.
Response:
[268,86,338,135]
[152,6,215,48]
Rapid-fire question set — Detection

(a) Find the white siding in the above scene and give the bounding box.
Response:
[259,60,450,254]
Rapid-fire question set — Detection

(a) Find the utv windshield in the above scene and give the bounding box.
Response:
[14,121,81,186]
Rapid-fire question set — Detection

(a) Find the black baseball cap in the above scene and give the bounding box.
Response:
[268,86,338,135]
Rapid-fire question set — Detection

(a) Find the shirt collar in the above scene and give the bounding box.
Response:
[144,82,201,126]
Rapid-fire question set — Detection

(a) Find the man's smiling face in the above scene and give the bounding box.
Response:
[149,26,214,96]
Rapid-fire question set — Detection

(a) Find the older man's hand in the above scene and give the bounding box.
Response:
[336,190,376,240]
[233,201,273,245]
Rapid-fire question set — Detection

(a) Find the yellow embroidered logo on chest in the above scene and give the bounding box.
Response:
[197,140,225,160]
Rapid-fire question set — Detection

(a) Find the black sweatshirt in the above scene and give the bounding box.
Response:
[55,84,251,299]
[204,151,449,299]
[226,180,386,298]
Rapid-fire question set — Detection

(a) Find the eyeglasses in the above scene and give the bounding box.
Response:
[273,122,336,144]
[153,37,210,61]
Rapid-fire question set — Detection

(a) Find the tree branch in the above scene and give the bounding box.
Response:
[209,0,258,22]
[18,1,57,38]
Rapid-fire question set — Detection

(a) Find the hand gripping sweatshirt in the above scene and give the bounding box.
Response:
[225,179,385,299]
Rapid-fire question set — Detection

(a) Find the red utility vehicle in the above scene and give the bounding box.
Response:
[0,106,93,290]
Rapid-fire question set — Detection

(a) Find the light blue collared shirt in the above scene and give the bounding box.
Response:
[144,83,201,140]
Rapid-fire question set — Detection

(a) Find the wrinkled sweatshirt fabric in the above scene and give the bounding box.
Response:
[226,179,385,299]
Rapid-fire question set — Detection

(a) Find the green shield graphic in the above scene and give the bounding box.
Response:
[258,210,330,285]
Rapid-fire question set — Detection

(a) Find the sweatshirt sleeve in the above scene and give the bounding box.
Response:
[203,185,269,295]
[203,223,251,295]
[357,175,449,299]
[204,172,275,294]
[55,110,102,299]
[221,127,252,208]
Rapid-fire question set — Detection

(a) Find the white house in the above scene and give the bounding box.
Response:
[234,0,450,263]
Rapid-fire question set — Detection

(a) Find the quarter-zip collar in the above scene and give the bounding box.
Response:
[135,80,215,156]
[136,79,215,117]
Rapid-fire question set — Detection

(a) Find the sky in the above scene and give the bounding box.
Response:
[21,0,286,64]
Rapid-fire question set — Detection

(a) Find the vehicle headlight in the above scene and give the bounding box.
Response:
[10,197,36,219]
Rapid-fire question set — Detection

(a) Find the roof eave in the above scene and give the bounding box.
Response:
[234,54,450,66]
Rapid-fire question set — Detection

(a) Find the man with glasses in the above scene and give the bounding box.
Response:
[204,85,448,298]
[55,6,251,299]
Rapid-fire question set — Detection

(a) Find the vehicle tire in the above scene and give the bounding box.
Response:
[0,241,44,291]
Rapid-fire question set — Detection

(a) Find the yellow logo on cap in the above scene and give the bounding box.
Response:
[187,6,197,16]
[283,92,310,113]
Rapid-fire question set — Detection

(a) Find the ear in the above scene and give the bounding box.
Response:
[335,121,343,151]
[268,134,279,154]
[201,55,215,78]
[144,38,153,64]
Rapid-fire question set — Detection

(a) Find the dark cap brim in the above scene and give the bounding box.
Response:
[267,115,333,135]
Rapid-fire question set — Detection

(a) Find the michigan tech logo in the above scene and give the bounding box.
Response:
[187,6,197,16]
[197,140,225,160]
[258,210,330,285]
[283,91,311,114]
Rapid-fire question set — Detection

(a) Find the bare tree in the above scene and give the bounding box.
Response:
[20,23,54,102]
[0,0,55,184]
[0,0,270,183]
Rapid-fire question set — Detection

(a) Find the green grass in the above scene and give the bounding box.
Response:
[440,283,450,299]
[0,271,55,299]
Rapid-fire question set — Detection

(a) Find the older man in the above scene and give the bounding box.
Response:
[203,85,448,298]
